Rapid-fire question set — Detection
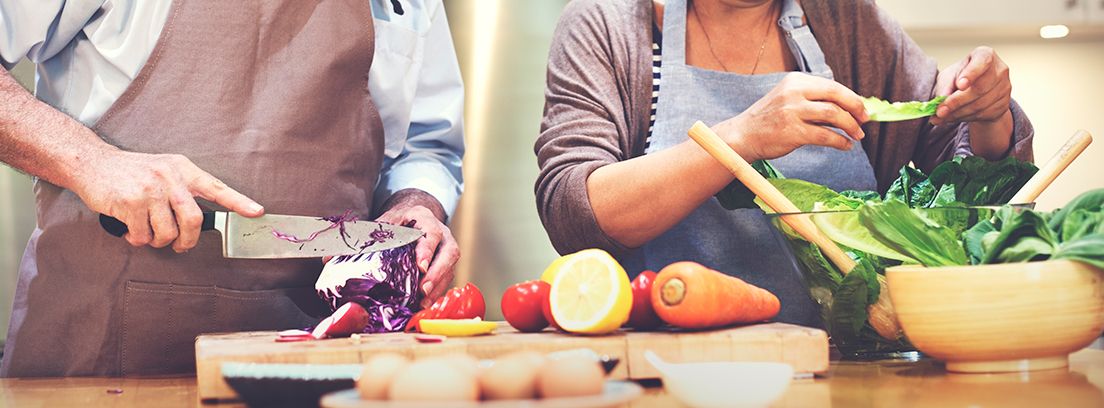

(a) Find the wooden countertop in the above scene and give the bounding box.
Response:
[6,349,1104,407]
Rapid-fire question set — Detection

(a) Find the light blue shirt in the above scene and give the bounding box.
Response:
[0,0,465,217]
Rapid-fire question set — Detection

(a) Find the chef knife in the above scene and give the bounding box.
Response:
[98,211,423,259]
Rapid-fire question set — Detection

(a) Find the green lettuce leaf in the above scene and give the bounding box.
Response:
[928,156,1038,206]
[1053,234,1104,270]
[885,166,935,207]
[753,179,848,213]
[826,257,879,341]
[863,96,947,122]
[1049,189,1104,238]
[979,207,1057,264]
[859,199,968,267]
[811,201,915,262]
[715,160,784,210]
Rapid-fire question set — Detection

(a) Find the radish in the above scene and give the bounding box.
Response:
[312,302,370,339]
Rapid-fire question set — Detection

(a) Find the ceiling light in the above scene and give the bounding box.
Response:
[1039,25,1070,39]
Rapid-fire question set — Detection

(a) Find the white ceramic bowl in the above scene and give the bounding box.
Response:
[645,351,793,408]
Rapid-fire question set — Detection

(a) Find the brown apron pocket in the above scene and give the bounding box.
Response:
[121,281,321,376]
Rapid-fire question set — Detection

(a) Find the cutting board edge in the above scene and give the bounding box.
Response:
[194,323,830,401]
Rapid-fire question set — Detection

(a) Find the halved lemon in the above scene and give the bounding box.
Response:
[549,249,632,335]
[540,253,573,284]
[418,319,498,337]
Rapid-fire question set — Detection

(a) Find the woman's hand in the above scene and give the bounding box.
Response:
[931,46,1014,159]
[715,72,869,162]
[931,46,1012,125]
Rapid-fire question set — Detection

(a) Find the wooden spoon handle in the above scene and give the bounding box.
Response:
[1009,129,1093,204]
[686,121,858,273]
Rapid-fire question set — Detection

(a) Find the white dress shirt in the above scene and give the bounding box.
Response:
[0,0,465,217]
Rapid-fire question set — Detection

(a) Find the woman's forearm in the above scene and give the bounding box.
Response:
[586,139,737,248]
[967,109,1014,161]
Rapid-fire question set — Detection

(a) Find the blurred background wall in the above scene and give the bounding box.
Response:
[1,0,1102,343]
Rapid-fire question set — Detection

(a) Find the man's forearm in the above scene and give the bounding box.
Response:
[0,70,116,191]
[376,188,448,223]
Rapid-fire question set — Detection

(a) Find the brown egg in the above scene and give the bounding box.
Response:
[480,351,546,400]
[388,357,479,401]
[357,353,409,400]
[538,355,605,398]
[439,353,480,377]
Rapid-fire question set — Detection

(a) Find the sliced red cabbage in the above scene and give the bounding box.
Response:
[315,241,423,333]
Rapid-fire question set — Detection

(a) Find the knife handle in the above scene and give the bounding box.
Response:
[98,212,217,238]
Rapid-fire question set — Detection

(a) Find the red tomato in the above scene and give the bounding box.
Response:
[501,280,550,332]
[626,270,662,330]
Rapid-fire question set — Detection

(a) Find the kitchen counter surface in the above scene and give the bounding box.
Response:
[5,348,1104,407]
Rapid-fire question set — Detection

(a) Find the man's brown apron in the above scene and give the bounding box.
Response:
[2,0,384,376]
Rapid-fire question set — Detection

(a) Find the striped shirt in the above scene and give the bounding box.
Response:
[644,22,662,149]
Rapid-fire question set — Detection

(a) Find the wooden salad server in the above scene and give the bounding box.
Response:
[1010,129,1093,204]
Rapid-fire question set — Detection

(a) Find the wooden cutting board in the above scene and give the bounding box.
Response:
[195,322,828,401]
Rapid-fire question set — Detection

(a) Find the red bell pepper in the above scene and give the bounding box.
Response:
[405,283,486,332]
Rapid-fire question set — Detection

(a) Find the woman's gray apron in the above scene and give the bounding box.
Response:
[2,0,384,376]
[634,0,878,327]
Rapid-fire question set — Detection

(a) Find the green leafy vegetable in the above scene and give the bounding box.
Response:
[839,190,881,202]
[1053,234,1104,270]
[811,202,915,262]
[755,179,852,213]
[1048,189,1104,239]
[928,156,1038,205]
[715,160,784,210]
[827,258,878,340]
[885,166,936,207]
[863,96,947,122]
[962,189,1104,269]
[982,209,1057,264]
[859,199,968,267]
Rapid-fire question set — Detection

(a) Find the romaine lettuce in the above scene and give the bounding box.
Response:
[863,96,946,122]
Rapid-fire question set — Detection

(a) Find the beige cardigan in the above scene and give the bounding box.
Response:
[534,0,1034,257]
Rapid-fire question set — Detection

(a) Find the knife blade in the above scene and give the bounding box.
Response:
[98,211,423,259]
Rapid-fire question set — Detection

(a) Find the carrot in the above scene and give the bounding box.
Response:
[650,262,781,329]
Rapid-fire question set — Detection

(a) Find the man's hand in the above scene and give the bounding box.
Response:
[376,188,458,308]
[73,150,264,252]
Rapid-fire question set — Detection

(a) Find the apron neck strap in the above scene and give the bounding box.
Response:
[660,0,833,78]
[660,0,689,65]
[778,0,833,78]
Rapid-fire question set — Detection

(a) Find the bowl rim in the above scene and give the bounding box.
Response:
[761,204,1031,217]
[886,259,1099,274]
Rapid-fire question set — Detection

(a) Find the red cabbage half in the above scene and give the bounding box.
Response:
[315,241,423,333]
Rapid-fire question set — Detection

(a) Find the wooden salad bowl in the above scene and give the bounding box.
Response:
[886,260,1104,373]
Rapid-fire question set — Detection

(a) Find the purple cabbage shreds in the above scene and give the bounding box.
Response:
[359,224,396,250]
[272,209,360,245]
[315,241,423,333]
